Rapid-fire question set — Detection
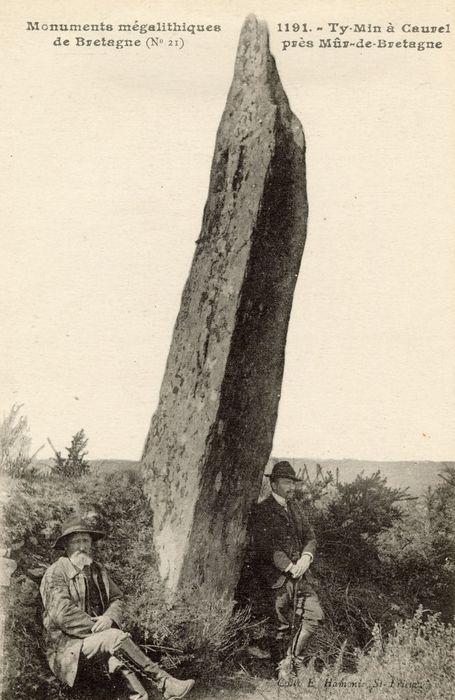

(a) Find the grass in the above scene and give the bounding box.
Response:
[226,609,455,700]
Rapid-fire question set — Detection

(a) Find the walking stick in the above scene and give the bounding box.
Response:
[289,577,299,675]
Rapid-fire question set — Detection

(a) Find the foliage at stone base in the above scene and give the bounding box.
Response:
[124,578,255,678]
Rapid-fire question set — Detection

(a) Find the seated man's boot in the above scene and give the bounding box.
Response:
[161,676,196,700]
[116,637,195,700]
[118,667,149,700]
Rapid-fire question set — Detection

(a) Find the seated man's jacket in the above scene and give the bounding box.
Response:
[40,557,123,687]
[250,495,317,589]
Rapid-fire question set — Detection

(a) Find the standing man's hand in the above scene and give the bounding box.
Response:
[91,614,113,633]
[289,554,312,578]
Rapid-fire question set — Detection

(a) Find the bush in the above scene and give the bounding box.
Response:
[315,471,410,575]
[124,576,255,678]
[283,472,412,666]
[377,467,455,621]
[352,608,455,699]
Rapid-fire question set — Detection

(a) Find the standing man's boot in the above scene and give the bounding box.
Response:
[270,638,295,681]
[118,667,149,700]
[290,625,315,679]
[291,625,314,659]
[277,653,295,683]
[115,637,195,699]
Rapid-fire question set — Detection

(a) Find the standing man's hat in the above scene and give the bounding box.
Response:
[267,461,302,482]
[53,515,106,549]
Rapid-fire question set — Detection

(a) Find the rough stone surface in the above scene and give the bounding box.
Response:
[142,15,308,598]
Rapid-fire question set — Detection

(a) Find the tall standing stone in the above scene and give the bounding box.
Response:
[142,15,308,599]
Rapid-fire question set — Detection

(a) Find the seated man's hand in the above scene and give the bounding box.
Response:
[91,614,113,633]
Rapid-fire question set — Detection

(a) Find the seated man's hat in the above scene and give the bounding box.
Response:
[53,515,105,549]
[267,461,302,482]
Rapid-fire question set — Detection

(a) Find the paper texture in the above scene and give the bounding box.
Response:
[1,0,454,463]
[1,0,454,696]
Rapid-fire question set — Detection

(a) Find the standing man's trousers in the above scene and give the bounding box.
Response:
[270,576,324,658]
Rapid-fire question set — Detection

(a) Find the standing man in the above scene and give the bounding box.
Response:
[250,461,324,680]
[40,515,195,700]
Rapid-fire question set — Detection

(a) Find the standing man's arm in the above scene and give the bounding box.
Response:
[290,509,317,578]
[300,512,317,559]
[252,506,294,573]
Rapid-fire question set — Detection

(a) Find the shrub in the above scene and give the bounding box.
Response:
[352,608,455,699]
[377,467,455,621]
[124,575,255,678]
[315,471,410,574]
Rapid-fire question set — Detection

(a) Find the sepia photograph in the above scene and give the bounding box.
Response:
[1,1,454,698]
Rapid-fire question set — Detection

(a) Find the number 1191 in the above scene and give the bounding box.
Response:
[277,23,309,32]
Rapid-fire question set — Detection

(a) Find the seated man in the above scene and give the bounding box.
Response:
[250,461,324,680]
[40,515,194,700]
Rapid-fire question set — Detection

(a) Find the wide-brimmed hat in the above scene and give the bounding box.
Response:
[267,461,302,482]
[53,515,106,549]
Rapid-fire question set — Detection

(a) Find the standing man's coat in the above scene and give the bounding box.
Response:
[40,556,123,687]
[251,494,317,589]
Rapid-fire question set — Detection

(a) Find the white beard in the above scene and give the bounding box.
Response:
[69,551,93,568]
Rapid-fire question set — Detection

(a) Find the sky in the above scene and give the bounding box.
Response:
[1,0,454,462]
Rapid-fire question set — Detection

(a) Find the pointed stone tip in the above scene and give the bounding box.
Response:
[240,14,267,33]
[239,13,269,48]
[233,14,271,82]
[222,14,302,143]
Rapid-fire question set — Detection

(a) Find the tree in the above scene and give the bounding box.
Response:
[49,429,90,479]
